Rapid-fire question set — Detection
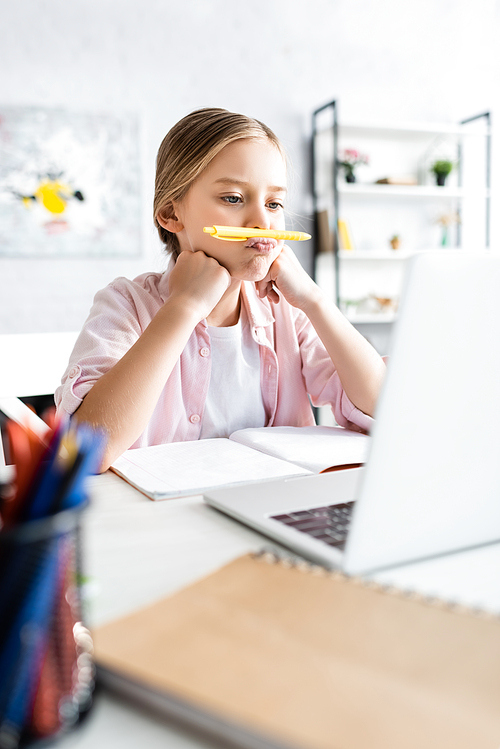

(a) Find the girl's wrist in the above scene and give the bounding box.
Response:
[297,282,326,318]
[157,294,205,328]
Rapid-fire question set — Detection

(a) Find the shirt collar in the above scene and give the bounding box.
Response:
[241,281,275,329]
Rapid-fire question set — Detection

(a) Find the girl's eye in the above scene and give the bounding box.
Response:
[222,195,242,204]
[268,201,284,211]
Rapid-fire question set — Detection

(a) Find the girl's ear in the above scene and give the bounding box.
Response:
[156,203,184,234]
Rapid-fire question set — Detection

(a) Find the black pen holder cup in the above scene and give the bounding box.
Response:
[0,503,94,749]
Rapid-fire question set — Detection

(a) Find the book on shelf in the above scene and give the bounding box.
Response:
[337,218,354,250]
[94,551,500,749]
[375,176,419,185]
[314,212,355,253]
[110,425,370,500]
[315,210,334,253]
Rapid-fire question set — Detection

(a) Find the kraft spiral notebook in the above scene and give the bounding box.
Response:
[94,551,500,749]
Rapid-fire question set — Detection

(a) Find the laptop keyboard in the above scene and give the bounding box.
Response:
[270,501,355,550]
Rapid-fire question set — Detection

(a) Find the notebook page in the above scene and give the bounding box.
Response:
[229,426,370,472]
[110,438,310,499]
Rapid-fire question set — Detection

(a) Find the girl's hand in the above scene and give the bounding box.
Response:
[168,250,232,322]
[255,245,321,312]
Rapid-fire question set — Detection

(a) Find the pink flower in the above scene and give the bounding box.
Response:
[338,148,369,167]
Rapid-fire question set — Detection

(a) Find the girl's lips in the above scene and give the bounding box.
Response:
[245,237,278,253]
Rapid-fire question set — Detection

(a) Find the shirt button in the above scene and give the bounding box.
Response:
[190,414,201,424]
[200,347,210,357]
[68,366,78,378]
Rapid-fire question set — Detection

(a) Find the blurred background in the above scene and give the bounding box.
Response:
[0,0,498,335]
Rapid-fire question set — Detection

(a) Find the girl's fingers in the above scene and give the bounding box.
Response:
[255,279,280,304]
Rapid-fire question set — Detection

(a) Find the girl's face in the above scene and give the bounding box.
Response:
[173,138,287,282]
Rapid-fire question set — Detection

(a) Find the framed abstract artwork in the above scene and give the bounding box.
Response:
[0,107,141,257]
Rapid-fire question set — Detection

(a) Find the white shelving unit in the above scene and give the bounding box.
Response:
[311,102,492,348]
[338,184,469,198]
[340,249,436,260]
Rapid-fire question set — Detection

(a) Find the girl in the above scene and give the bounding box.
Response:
[55,108,385,472]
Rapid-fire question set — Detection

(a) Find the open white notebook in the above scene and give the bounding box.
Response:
[110,426,370,500]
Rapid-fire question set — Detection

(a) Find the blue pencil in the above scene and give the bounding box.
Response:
[58,426,105,512]
[0,534,64,741]
[0,420,104,745]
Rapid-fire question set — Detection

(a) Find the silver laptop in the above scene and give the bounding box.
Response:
[204,252,500,575]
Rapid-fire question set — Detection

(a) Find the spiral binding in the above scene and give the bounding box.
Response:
[250,548,500,622]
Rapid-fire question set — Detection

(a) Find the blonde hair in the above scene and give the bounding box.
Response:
[153,107,285,256]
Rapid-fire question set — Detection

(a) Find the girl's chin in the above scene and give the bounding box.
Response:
[233,270,271,284]
[231,256,275,283]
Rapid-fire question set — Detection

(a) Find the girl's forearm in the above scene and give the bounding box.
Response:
[74,298,199,471]
[302,291,386,417]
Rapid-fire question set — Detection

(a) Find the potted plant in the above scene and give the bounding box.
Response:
[337,148,369,183]
[389,234,401,250]
[431,160,454,187]
[436,211,460,246]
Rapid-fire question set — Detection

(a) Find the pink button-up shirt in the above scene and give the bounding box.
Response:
[55,270,373,448]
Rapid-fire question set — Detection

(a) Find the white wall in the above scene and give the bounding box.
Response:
[0,0,498,333]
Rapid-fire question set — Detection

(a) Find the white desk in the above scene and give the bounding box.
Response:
[65,471,500,749]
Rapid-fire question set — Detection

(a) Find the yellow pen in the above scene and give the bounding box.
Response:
[203,225,311,242]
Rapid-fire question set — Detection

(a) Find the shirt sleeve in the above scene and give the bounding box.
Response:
[54,280,147,416]
[294,309,378,434]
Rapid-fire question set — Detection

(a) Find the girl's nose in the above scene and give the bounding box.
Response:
[244,204,270,230]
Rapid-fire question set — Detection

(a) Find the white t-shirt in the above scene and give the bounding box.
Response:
[200,310,267,439]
